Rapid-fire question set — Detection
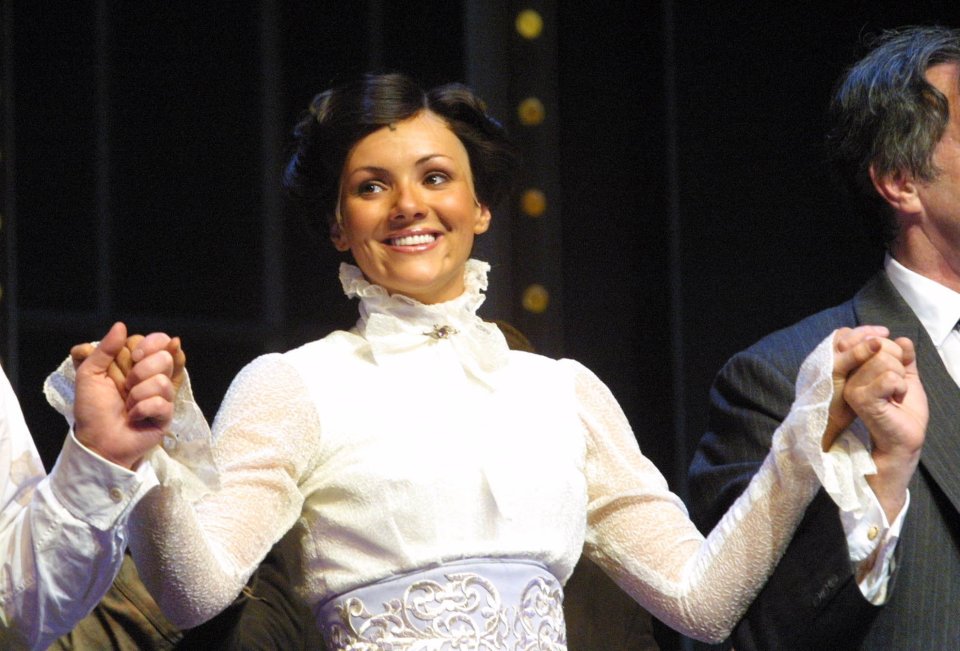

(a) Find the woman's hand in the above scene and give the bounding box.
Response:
[827,325,928,522]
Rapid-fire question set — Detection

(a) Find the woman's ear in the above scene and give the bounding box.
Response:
[473,203,492,235]
[330,221,350,251]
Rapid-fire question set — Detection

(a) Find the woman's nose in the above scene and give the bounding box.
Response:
[390,183,427,221]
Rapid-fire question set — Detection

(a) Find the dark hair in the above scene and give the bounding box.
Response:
[283,72,520,233]
[827,25,960,245]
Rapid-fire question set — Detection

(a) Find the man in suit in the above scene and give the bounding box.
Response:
[689,26,960,649]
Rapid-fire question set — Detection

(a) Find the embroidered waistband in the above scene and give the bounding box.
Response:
[317,558,567,650]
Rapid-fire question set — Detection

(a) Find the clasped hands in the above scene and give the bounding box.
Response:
[68,321,928,510]
[70,322,186,470]
[826,325,928,523]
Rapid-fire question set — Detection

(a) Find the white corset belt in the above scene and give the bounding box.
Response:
[317,558,567,650]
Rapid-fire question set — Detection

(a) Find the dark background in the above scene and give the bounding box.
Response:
[2,2,958,633]
[7,0,960,491]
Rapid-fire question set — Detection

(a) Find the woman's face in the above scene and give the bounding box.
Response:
[333,110,491,304]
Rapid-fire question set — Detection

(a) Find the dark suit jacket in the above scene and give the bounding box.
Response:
[688,271,960,650]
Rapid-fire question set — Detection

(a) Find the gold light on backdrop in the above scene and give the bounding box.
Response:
[513,9,556,326]
[515,9,543,40]
[520,188,547,217]
[522,284,549,314]
[517,97,545,126]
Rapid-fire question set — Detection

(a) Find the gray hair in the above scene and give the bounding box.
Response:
[828,25,960,244]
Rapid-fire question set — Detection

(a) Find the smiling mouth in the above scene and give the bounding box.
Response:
[387,233,438,246]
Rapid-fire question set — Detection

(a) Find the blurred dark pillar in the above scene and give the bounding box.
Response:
[465,1,565,357]
[464,0,514,327]
[259,0,284,352]
[662,0,687,500]
[1,0,17,379]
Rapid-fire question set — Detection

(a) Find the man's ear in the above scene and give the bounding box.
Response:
[331,221,350,251]
[869,165,923,214]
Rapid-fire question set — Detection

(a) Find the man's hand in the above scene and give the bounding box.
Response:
[71,335,186,398]
[72,322,177,469]
[830,326,928,522]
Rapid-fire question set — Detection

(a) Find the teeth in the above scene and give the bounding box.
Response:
[391,233,436,246]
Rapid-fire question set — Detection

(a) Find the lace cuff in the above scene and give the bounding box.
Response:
[778,333,878,520]
[44,354,219,501]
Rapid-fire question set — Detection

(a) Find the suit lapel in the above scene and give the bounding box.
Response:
[854,272,960,515]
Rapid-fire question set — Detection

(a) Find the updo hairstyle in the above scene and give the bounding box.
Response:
[282,72,520,234]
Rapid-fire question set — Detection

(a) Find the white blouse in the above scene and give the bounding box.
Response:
[49,259,879,644]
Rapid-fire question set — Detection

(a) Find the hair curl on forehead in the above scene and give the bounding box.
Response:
[827,25,960,245]
[282,72,520,235]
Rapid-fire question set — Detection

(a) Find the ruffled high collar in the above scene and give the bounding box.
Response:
[339,258,491,329]
[339,259,509,387]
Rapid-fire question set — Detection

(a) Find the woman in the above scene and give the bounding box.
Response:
[47,73,924,649]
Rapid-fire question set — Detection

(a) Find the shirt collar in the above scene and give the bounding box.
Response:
[885,254,960,346]
[338,259,510,388]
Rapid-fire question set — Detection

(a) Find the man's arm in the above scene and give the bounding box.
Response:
[0,323,174,649]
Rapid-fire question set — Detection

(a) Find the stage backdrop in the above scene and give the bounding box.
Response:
[3,0,958,529]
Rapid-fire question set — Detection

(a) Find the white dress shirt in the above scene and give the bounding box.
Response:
[841,254,960,605]
[0,367,156,650]
[885,254,960,386]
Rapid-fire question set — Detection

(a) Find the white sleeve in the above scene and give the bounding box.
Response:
[127,354,322,629]
[0,368,155,650]
[579,334,877,643]
[843,486,907,604]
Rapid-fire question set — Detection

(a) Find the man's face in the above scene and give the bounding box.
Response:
[913,62,960,265]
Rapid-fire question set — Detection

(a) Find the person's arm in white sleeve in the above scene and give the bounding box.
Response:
[0,323,175,649]
[580,327,926,643]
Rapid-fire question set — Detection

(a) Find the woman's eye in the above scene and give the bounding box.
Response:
[357,181,384,195]
[424,172,450,186]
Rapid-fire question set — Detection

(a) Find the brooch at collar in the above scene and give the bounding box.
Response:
[423,325,459,340]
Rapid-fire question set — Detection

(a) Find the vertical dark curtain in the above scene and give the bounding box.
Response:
[2,0,958,592]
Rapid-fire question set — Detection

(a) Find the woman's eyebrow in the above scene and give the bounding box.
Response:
[346,165,390,177]
[415,153,454,166]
